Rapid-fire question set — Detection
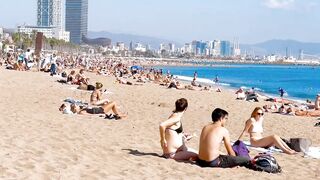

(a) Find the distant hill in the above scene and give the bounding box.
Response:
[88,31,181,49]
[82,37,111,47]
[241,39,320,57]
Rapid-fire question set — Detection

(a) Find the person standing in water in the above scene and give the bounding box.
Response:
[279,88,285,99]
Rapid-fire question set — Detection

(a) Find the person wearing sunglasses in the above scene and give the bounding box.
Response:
[238,107,296,155]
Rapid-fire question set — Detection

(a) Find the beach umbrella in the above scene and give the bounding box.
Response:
[131,65,143,70]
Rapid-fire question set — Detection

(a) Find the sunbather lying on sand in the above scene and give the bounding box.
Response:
[294,109,320,117]
[59,102,127,119]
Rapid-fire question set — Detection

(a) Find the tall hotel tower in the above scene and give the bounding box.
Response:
[35,0,69,42]
[37,0,64,31]
[65,0,88,44]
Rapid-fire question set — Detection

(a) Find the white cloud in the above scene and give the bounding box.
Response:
[264,0,295,9]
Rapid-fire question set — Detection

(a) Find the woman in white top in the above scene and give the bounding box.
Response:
[235,88,246,100]
[238,107,296,155]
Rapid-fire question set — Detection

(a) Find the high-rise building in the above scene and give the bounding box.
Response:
[220,41,231,57]
[37,0,64,30]
[299,49,304,60]
[66,0,88,44]
[213,40,221,56]
[168,43,175,53]
[129,41,133,51]
[232,38,241,56]
[36,0,69,42]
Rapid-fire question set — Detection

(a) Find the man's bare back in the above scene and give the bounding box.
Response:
[198,124,230,161]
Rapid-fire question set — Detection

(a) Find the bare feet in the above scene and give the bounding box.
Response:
[286,150,298,155]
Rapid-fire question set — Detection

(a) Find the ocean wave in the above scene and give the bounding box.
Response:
[175,75,230,86]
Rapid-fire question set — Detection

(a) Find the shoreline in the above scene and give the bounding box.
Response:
[149,66,313,104]
[124,56,320,67]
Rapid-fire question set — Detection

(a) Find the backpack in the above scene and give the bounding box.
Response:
[232,140,250,159]
[251,153,282,173]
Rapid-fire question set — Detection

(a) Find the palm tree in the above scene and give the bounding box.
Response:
[49,38,58,50]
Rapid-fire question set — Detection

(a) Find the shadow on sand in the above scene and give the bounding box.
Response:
[122,148,162,158]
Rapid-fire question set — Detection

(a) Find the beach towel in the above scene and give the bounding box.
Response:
[234,141,320,159]
[304,147,320,159]
[233,141,283,154]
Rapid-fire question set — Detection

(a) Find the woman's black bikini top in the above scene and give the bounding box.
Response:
[169,123,183,134]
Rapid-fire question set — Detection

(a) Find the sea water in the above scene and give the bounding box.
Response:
[158,64,320,101]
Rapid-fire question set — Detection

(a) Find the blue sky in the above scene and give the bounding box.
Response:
[0,0,319,44]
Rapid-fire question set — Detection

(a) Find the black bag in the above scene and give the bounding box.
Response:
[251,153,282,173]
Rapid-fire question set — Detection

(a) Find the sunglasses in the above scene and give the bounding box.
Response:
[257,113,264,116]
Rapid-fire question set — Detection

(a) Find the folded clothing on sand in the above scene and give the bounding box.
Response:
[64,98,88,106]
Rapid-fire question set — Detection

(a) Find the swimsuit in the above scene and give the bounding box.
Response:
[162,146,184,159]
[197,155,251,168]
[196,157,220,167]
[251,118,263,133]
[168,123,183,134]
[86,107,104,114]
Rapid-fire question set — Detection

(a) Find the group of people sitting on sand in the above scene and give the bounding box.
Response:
[262,94,320,117]
[58,71,127,120]
[159,98,297,168]
[235,87,259,102]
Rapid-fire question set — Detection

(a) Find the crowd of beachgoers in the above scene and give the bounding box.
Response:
[0,49,319,173]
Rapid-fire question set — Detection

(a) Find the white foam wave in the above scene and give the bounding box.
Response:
[175,75,230,86]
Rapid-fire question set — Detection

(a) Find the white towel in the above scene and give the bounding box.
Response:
[236,141,283,153]
[304,147,320,159]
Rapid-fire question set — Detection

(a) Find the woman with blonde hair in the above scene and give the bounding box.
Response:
[90,82,110,106]
[238,107,296,155]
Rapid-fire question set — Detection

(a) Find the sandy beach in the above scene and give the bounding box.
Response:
[0,67,319,179]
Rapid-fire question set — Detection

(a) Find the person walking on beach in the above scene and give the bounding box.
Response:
[50,54,57,76]
[24,49,31,70]
[159,98,198,160]
[197,108,251,168]
[238,107,297,155]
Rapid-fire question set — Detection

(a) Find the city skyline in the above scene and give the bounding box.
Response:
[0,0,319,44]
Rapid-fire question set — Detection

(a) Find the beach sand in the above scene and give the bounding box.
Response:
[0,67,319,179]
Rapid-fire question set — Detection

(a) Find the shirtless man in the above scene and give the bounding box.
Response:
[197,108,251,168]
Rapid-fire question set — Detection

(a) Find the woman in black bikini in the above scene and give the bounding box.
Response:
[159,98,198,160]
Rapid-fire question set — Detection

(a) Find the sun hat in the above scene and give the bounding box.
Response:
[96,82,103,89]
